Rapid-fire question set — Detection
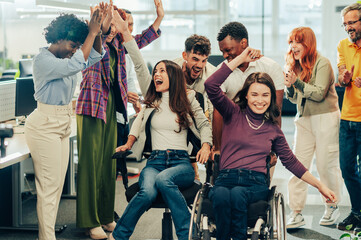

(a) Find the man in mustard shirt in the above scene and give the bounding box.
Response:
[337,3,361,234]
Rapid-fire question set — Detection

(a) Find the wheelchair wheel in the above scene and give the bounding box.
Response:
[189,185,213,240]
[274,192,286,240]
[189,190,202,240]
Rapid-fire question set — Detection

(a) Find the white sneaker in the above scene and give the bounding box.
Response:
[286,212,305,229]
[319,205,340,226]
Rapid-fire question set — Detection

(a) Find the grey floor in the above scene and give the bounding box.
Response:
[0,116,353,240]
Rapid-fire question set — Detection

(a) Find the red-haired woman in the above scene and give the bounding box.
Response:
[284,27,343,229]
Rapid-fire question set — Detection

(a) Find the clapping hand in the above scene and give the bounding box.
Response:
[284,68,297,88]
[340,65,354,86]
[354,76,361,88]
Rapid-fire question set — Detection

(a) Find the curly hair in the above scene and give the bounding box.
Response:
[234,72,280,125]
[217,22,248,42]
[144,60,194,132]
[184,34,211,56]
[44,13,88,44]
[285,27,317,83]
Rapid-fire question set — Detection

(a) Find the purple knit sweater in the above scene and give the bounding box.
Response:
[205,63,307,178]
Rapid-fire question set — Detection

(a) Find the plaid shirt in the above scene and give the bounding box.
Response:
[76,26,161,122]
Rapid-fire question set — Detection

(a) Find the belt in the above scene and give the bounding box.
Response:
[37,102,72,115]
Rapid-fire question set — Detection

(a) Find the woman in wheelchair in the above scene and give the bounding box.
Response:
[204,47,337,240]
[109,28,212,239]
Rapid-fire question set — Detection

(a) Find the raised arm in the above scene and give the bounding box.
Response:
[100,1,113,34]
[82,9,103,60]
[152,0,164,32]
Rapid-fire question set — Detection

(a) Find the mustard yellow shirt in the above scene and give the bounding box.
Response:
[337,38,361,122]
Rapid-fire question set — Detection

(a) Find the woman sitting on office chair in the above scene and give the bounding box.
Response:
[204,47,337,240]
[109,16,212,240]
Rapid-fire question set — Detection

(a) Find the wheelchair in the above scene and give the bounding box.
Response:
[189,154,287,240]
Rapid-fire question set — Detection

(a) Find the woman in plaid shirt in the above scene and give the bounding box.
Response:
[75,1,164,239]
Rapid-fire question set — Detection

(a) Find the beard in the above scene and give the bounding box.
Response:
[348,29,361,43]
[186,66,200,81]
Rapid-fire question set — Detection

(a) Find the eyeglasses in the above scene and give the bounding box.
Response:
[341,18,361,28]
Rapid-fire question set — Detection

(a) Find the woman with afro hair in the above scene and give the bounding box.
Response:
[24,9,104,240]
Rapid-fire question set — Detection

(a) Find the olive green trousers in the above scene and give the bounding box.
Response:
[76,90,117,228]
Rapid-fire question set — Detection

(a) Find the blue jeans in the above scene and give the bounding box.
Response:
[209,169,269,240]
[112,149,195,240]
[339,120,361,217]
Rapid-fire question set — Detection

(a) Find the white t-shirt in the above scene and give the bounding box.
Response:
[219,56,284,99]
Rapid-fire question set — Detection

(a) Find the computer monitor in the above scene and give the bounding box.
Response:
[15,77,37,117]
[19,59,33,77]
[208,55,225,67]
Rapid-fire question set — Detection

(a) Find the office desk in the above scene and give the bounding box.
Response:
[0,118,76,231]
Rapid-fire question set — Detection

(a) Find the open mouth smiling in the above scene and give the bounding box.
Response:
[155,79,163,85]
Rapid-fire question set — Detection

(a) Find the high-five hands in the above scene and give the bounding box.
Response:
[88,8,103,37]
[98,0,114,33]
[113,8,129,35]
[154,0,165,19]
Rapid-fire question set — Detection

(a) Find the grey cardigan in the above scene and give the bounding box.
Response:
[123,39,212,160]
[286,53,339,117]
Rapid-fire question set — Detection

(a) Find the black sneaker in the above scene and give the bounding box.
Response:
[337,213,361,231]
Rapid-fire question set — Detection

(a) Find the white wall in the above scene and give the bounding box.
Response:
[321,0,354,75]
[1,0,358,72]
[6,19,48,62]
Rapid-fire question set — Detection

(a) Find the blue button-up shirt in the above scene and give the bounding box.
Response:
[33,47,103,105]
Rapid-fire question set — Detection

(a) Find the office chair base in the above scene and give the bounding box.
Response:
[161,211,173,240]
[0,224,67,232]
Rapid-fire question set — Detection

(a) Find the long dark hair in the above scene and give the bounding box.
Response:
[144,60,194,132]
[234,72,280,124]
